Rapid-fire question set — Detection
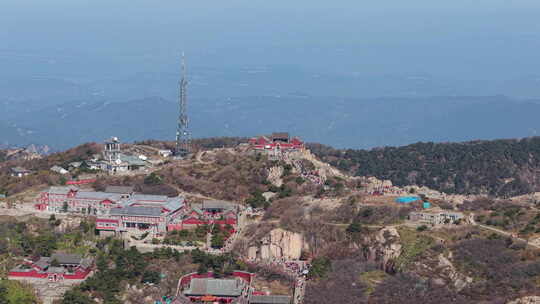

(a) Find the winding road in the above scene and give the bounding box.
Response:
[469,214,540,250]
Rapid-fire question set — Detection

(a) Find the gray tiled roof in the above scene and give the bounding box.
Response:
[76,191,122,201]
[119,154,147,166]
[163,197,185,212]
[105,185,134,194]
[50,253,83,265]
[110,206,162,217]
[47,266,67,274]
[190,203,203,214]
[35,257,51,269]
[202,200,234,210]
[46,186,77,195]
[132,194,168,202]
[118,199,134,208]
[250,295,291,304]
[69,161,82,168]
[11,166,30,173]
[184,278,242,297]
[271,132,290,140]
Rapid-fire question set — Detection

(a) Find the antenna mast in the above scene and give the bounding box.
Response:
[175,52,191,157]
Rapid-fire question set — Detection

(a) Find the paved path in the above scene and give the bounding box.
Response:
[0,203,63,219]
[195,151,215,165]
[293,276,306,304]
[470,213,540,250]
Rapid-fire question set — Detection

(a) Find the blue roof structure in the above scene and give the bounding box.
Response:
[395,196,420,204]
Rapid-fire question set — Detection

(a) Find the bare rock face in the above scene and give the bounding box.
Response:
[248,228,306,261]
[55,217,82,233]
[262,191,277,201]
[436,253,473,291]
[302,150,343,180]
[267,166,284,187]
[507,296,540,304]
[364,227,402,272]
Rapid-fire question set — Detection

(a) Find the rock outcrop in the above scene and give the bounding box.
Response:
[363,227,402,272]
[248,228,306,261]
[507,296,540,304]
[267,166,284,187]
[55,217,82,233]
[302,150,344,180]
[436,253,473,291]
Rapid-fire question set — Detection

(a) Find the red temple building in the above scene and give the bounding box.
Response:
[8,253,93,283]
[35,186,186,235]
[169,200,239,231]
[248,133,304,153]
[177,271,291,304]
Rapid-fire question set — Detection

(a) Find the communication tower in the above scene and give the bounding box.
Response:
[175,53,191,157]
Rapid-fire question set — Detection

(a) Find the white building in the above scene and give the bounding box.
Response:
[50,166,69,175]
[10,167,31,177]
[158,150,173,157]
[409,210,464,226]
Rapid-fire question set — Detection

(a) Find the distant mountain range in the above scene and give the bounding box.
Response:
[1,95,539,150]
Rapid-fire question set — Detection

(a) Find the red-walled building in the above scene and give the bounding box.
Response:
[8,253,93,283]
[168,200,239,231]
[176,271,291,304]
[248,133,304,152]
[36,186,123,215]
[35,186,186,234]
[179,271,254,303]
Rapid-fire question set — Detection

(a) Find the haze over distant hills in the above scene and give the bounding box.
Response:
[2,0,540,150]
[2,95,539,150]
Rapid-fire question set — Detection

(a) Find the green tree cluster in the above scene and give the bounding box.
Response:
[144,172,163,185]
[191,249,244,276]
[0,280,37,304]
[311,137,540,197]
[308,257,332,279]
[246,190,269,209]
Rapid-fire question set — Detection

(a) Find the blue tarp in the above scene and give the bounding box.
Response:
[395,196,420,203]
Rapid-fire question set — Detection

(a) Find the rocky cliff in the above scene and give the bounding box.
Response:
[435,253,473,291]
[363,227,402,272]
[248,228,307,261]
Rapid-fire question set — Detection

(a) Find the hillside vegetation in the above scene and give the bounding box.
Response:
[310,137,540,197]
[0,143,101,196]
[97,150,324,202]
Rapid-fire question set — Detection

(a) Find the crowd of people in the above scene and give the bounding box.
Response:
[292,159,324,185]
[362,185,407,196]
[293,276,306,304]
[243,257,309,304]
[283,260,310,277]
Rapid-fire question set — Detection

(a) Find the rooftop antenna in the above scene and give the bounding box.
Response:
[175,52,191,157]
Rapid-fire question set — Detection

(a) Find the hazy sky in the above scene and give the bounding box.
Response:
[2,0,540,94]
